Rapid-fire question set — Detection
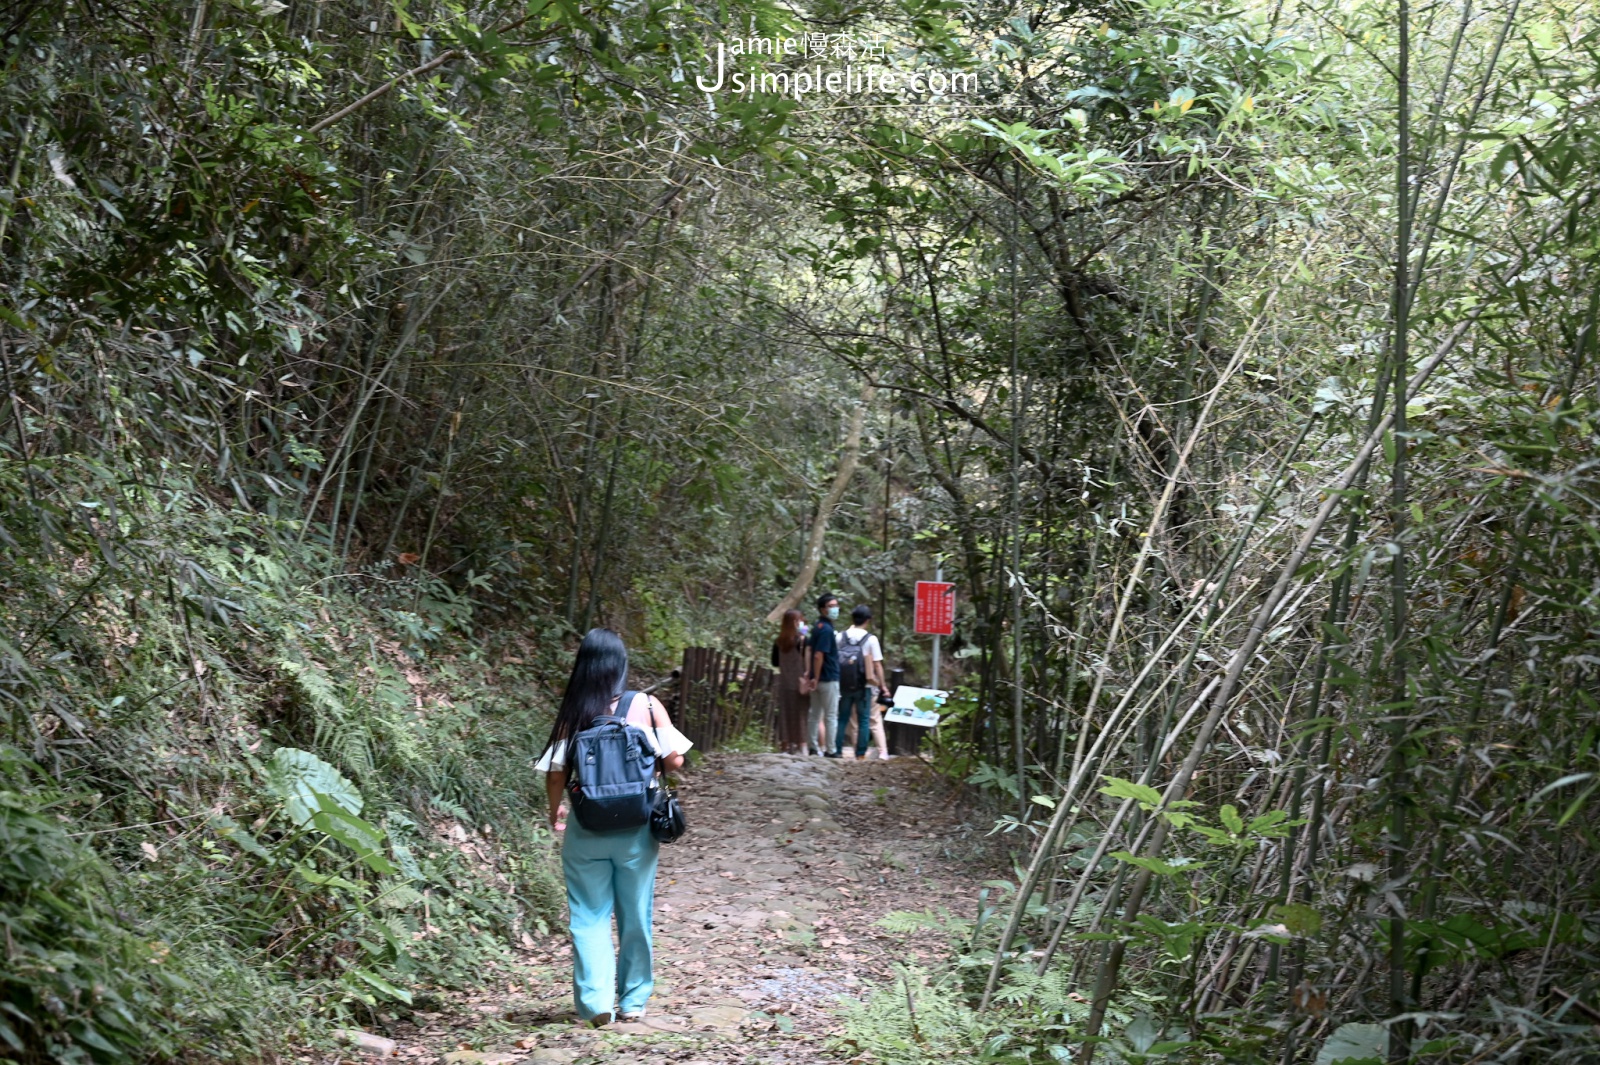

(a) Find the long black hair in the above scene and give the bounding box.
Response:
[544,628,630,751]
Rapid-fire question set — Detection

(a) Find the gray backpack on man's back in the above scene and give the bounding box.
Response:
[838,632,869,693]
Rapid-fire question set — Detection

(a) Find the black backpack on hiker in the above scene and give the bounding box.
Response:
[565,691,659,831]
[838,631,869,693]
[564,691,688,843]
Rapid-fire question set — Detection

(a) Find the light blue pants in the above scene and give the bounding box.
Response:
[562,818,659,1020]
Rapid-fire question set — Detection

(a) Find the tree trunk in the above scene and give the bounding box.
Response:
[764,380,873,623]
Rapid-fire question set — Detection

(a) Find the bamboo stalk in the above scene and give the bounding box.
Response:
[1035,675,1222,973]
[1074,314,1482,1061]
[979,265,1297,1009]
[299,277,457,550]
[1385,3,1416,1053]
[1009,156,1028,824]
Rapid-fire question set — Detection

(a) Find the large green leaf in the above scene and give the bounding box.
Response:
[1100,776,1163,807]
[264,747,363,826]
[1315,1022,1386,1065]
[311,794,396,874]
[1272,903,1323,936]
[210,814,271,860]
[345,967,413,1006]
[1111,850,1204,876]
[292,865,363,893]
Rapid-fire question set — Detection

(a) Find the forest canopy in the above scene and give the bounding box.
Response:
[3,0,1599,1062]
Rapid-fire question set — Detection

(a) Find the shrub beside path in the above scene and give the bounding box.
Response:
[357,751,986,1064]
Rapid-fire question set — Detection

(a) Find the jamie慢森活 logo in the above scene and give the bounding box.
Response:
[695,33,980,101]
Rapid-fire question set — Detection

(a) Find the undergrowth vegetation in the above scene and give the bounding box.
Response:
[1,461,573,1062]
[1,746,283,1063]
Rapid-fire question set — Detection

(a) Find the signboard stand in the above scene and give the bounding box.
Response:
[915,566,955,689]
[885,685,948,728]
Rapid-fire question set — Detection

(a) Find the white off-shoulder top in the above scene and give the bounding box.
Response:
[535,691,693,771]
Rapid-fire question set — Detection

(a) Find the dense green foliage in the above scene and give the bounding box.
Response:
[784,1,1600,1062]
[0,468,574,1061]
[5,0,1600,1062]
[0,745,280,1063]
[0,0,839,1060]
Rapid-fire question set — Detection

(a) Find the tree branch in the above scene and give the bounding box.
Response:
[308,16,534,136]
[309,49,464,136]
[764,380,873,624]
[830,349,1057,480]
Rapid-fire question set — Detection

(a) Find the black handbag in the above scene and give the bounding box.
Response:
[650,778,686,843]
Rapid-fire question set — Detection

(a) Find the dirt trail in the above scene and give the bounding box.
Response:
[367,751,984,1065]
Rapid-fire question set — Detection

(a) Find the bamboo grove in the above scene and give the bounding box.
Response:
[3,0,1600,1063]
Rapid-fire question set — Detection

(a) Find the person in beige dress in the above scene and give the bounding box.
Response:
[770,609,811,754]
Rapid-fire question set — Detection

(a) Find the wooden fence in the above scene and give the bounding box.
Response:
[665,646,777,753]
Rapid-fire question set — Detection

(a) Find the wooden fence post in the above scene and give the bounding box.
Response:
[670,647,779,755]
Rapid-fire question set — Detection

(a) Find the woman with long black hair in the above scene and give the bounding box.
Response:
[535,628,692,1027]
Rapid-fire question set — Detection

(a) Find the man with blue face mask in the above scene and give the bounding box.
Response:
[806,593,841,757]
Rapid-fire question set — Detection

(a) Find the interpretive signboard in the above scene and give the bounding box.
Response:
[884,685,947,728]
[913,581,954,636]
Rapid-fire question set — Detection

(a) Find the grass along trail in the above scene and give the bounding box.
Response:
[347,751,991,1065]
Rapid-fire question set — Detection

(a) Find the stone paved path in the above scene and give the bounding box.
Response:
[359,751,987,1065]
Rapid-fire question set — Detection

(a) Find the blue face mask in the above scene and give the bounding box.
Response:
[826,606,839,620]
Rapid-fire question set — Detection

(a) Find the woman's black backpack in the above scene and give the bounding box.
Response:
[565,691,658,831]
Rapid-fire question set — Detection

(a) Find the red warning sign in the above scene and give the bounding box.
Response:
[914,581,955,636]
